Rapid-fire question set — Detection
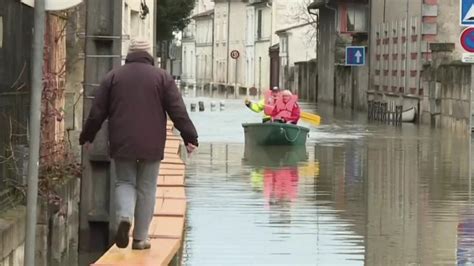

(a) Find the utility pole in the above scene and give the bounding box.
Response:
[80,0,122,256]
[24,0,45,265]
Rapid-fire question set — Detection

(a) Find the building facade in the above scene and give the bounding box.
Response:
[244,1,272,92]
[181,0,214,86]
[276,22,317,94]
[122,0,156,63]
[194,10,215,85]
[310,0,369,109]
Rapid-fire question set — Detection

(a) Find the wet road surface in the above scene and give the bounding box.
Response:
[182,97,474,265]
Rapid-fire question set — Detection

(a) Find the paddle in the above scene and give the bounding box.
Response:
[301,111,321,126]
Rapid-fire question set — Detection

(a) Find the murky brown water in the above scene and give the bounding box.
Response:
[182,98,474,265]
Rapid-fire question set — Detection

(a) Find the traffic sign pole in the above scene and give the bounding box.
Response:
[230,50,240,97]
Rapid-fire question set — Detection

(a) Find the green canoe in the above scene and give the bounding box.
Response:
[242,144,308,167]
[242,123,309,146]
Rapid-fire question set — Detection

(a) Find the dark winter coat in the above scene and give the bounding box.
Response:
[79,51,198,160]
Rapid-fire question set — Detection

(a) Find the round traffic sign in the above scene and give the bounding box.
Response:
[460,27,474,53]
[230,50,240,59]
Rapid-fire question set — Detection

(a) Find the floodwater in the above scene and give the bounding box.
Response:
[182,97,474,265]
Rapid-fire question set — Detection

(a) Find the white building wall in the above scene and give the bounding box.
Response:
[279,24,317,92]
[122,0,155,63]
[271,0,302,44]
[182,41,196,83]
[254,5,272,91]
[195,16,214,84]
[227,1,247,86]
[181,0,214,85]
[195,0,214,14]
[287,25,316,65]
[245,6,255,87]
[213,2,227,84]
[212,0,247,86]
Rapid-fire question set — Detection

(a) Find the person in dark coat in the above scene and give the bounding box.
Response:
[80,39,198,250]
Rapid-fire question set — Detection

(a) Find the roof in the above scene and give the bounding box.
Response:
[192,9,214,19]
[275,22,314,35]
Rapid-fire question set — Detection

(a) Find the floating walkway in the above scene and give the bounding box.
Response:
[92,121,186,266]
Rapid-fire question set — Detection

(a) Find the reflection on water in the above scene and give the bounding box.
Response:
[182,98,474,265]
[245,145,309,208]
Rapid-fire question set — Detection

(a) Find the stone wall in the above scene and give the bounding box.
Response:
[0,207,26,266]
[0,178,80,266]
[294,60,317,102]
[420,43,471,133]
[334,64,369,110]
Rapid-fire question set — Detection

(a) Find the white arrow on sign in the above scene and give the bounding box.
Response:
[21,0,82,11]
[355,50,362,63]
[464,4,474,23]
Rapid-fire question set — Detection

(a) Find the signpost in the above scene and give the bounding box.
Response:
[345,46,366,66]
[231,50,239,96]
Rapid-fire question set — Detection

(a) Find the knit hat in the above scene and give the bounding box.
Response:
[128,38,152,54]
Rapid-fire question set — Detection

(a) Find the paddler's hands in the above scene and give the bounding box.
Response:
[245,98,251,106]
[186,143,197,155]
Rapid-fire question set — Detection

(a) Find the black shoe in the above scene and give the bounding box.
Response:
[132,239,151,250]
[115,220,131,248]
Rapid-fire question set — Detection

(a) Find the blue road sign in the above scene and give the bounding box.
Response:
[461,0,474,26]
[345,46,366,66]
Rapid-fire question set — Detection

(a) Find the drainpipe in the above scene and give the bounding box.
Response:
[308,8,320,102]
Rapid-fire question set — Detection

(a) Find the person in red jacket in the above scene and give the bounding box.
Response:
[272,90,301,124]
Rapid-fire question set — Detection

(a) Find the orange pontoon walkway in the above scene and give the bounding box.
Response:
[92,122,187,266]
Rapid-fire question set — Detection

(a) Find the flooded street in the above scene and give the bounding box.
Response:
[182,97,474,265]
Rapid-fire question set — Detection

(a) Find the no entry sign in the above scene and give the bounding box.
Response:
[230,50,240,59]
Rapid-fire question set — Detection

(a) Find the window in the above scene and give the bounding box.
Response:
[257,10,262,39]
[0,16,3,48]
[340,4,368,33]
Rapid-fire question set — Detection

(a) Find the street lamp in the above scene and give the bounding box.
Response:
[307,0,338,33]
[307,0,327,10]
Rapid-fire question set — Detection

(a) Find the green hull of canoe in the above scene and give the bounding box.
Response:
[243,144,308,167]
[242,123,309,146]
